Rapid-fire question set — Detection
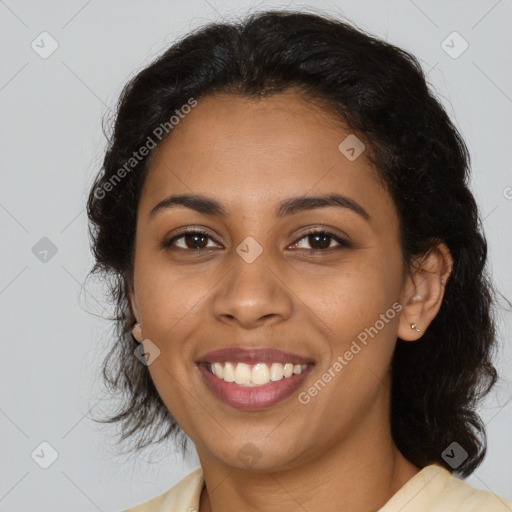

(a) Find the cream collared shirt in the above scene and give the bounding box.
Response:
[124,464,512,511]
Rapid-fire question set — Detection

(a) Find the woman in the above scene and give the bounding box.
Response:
[87,10,512,511]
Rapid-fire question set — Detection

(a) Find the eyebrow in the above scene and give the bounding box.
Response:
[149,193,370,221]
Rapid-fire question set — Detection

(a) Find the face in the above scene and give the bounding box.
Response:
[129,90,408,471]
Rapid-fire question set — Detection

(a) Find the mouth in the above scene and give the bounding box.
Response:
[195,347,315,410]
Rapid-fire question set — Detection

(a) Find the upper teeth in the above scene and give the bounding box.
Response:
[209,362,308,386]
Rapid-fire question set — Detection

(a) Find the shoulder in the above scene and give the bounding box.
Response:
[123,466,204,512]
[379,464,512,512]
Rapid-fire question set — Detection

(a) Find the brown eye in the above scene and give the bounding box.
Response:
[163,230,219,250]
[307,233,332,250]
[181,233,209,249]
[163,228,350,253]
[291,229,351,252]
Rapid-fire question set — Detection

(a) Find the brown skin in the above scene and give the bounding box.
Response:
[129,90,453,512]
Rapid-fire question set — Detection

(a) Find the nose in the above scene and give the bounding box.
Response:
[211,252,294,330]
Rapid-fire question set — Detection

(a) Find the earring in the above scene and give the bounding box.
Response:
[411,323,421,332]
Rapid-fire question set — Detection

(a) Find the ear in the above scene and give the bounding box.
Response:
[127,281,143,342]
[397,242,453,341]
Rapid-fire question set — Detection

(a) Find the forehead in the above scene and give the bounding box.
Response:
[139,90,393,222]
[152,90,348,160]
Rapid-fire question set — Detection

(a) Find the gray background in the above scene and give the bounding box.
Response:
[1,0,511,510]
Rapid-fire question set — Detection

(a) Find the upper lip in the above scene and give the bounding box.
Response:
[195,347,314,365]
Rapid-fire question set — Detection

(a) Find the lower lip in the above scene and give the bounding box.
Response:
[197,363,314,410]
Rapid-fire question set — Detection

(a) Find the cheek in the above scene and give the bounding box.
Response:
[133,244,206,337]
[133,267,202,426]
[132,266,205,412]
[296,251,403,414]
[299,248,403,344]
[300,267,401,429]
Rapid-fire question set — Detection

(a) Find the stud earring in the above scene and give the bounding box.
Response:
[410,323,421,332]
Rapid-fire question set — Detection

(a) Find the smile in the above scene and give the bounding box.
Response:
[195,347,315,409]
[207,361,310,386]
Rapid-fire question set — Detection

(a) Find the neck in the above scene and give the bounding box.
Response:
[198,384,421,512]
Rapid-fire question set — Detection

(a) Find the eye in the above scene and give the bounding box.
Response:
[290,229,351,252]
[163,229,220,250]
[163,228,350,253]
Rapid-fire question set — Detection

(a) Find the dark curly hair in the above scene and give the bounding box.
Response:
[86,9,499,477]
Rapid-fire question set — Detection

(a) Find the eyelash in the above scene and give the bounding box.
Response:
[163,228,351,253]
